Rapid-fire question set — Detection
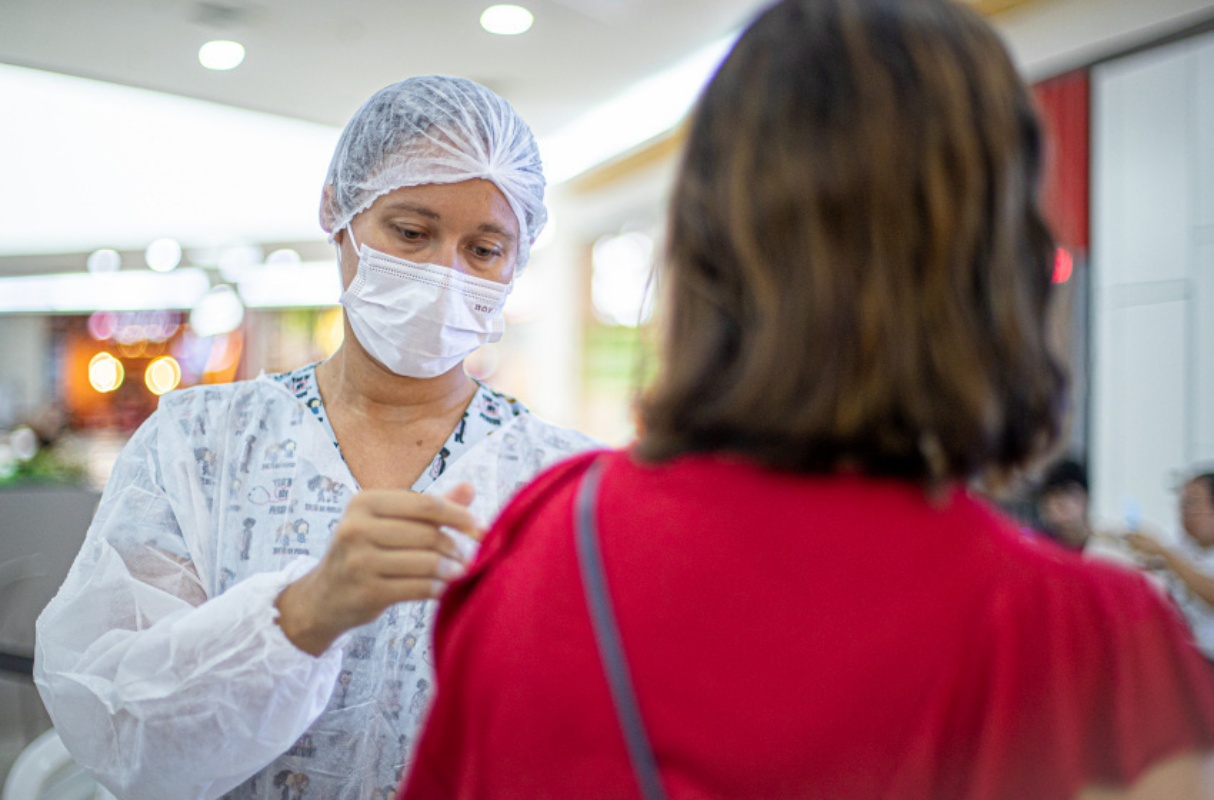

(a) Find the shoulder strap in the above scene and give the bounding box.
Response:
[574,456,667,800]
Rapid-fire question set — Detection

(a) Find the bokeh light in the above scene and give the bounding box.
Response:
[87,311,117,341]
[145,356,182,396]
[265,248,301,267]
[88,352,125,393]
[198,40,246,71]
[1053,247,1074,284]
[218,244,263,282]
[190,285,245,337]
[314,307,345,357]
[10,426,39,461]
[87,248,122,274]
[145,238,183,272]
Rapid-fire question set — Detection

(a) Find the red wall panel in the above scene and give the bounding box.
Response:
[1034,71,1090,252]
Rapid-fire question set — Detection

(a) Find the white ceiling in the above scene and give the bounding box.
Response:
[0,0,775,272]
[4,0,1211,275]
[0,0,771,134]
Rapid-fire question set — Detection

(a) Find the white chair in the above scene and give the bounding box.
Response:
[2,729,114,800]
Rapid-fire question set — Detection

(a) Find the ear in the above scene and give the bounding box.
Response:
[319,185,337,235]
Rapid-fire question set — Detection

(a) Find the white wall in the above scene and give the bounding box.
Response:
[1091,32,1214,537]
[0,316,49,428]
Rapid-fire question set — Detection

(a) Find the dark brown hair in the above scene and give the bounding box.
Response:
[637,0,1066,482]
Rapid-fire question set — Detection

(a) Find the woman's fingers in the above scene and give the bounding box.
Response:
[379,576,458,604]
[358,489,482,539]
[286,488,484,644]
[443,482,485,542]
[367,549,466,582]
[357,517,472,562]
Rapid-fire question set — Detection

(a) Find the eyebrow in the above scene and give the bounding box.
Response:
[380,201,440,220]
[478,223,517,242]
[380,201,517,242]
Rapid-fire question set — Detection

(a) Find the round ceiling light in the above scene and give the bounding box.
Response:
[87,248,122,274]
[199,40,246,71]
[145,238,182,272]
[480,5,534,35]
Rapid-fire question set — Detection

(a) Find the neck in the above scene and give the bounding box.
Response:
[315,332,476,425]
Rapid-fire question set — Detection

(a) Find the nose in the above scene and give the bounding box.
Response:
[433,240,473,275]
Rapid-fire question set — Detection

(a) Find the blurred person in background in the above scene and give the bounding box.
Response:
[34,75,597,800]
[1035,458,1093,551]
[400,1,1214,798]
[1127,472,1214,661]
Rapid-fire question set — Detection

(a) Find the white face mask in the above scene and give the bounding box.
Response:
[339,232,511,378]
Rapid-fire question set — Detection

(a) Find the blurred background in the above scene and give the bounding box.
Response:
[2,0,1214,788]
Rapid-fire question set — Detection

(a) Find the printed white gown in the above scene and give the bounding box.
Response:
[34,370,599,800]
[1163,537,1214,661]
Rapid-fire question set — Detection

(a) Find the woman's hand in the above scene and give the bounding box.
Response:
[1125,531,1172,569]
[275,483,481,656]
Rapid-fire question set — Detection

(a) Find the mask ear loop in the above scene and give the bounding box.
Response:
[335,225,359,294]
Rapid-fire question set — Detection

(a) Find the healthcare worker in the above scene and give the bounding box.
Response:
[34,75,598,800]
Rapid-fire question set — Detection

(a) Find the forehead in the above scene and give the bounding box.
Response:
[369,180,518,236]
[1186,480,1214,503]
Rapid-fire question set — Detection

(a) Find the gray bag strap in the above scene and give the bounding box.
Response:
[574,457,667,800]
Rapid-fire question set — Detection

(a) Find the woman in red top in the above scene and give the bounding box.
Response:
[401,0,1214,797]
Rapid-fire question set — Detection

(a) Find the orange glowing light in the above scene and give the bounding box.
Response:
[202,330,243,385]
[88,352,125,393]
[145,356,183,396]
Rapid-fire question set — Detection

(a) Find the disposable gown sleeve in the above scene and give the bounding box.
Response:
[33,411,344,800]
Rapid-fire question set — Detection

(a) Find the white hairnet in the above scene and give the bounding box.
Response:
[321,75,547,273]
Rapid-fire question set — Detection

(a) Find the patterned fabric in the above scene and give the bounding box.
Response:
[269,363,525,494]
[34,373,599,800]
[1163,538,1214,659]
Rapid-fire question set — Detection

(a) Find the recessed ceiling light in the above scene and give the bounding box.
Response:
[480,5,534,36]
[198,40,246,70]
